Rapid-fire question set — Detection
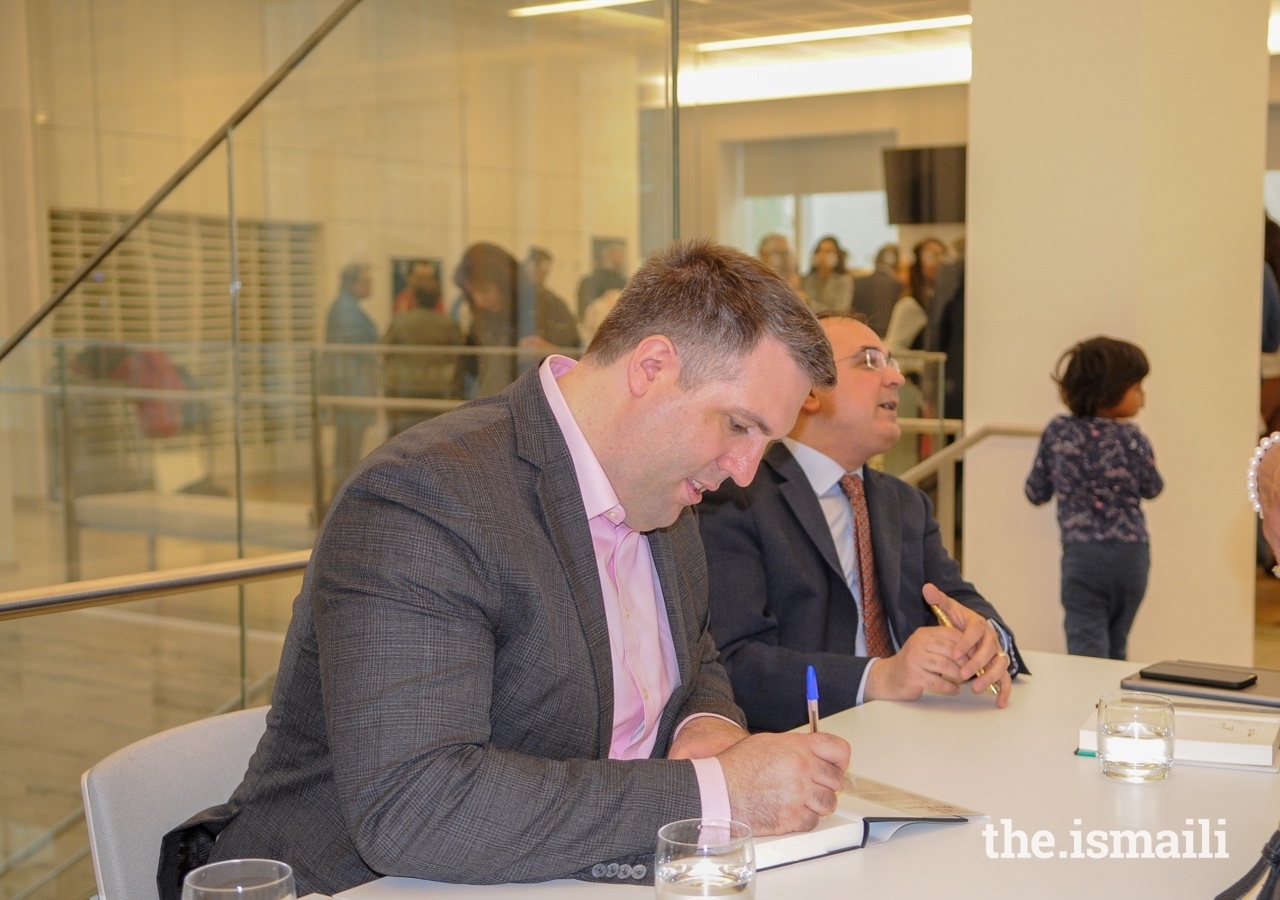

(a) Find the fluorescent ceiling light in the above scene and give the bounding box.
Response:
[677,45,971,105]
[509,0,651,17]
[695,14,971,53]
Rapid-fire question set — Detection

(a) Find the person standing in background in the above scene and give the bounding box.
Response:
[524,246,573,317]
[381,263,462,438]
[758,232,807,303]
[323,262,378,499]
[576,239,628,319]
[456,242,579,398]
[580,288,622,347]
[393,260,444,315]
[923,239,967,419]
[1025,337,1163,660]
[800,236,853,314]
[851,244,903,338]
[884,238,946,355]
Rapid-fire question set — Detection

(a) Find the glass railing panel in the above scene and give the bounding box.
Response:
[10,0,679,592]
[0,574,301,900]
[0,142,237,593]
[0,333,63,594]
[223,0,672,490]
[3,2,678,895]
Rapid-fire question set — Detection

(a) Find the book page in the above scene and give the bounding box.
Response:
[753,773,982,870]
[841,773,982,818]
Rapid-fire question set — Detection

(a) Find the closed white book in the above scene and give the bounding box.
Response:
[1078,702,1280,770]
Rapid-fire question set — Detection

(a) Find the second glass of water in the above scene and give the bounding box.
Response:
[1097,691,1175,782]
[181,858,296,900]
[655,818,754,898]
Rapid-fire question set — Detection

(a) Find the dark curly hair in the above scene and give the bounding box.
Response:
[1054,336,1149,417]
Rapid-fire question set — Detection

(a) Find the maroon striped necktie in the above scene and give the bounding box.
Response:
[839,473,894,658]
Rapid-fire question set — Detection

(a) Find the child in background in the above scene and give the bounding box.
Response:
[1025,336,1164,659]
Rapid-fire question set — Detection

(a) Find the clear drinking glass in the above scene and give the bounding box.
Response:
[181,858,296,900]
[1097,691,1175,782]
[655,818,755,898]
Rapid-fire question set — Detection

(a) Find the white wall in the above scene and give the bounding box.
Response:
[965,0,1270,664]
[679,84,968,248]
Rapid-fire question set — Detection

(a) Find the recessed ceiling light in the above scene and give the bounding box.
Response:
[509,0,652,18]
[675,46,971,105]
[695,14,972,53]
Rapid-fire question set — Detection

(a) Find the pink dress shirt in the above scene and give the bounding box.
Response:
[539,356,732,820]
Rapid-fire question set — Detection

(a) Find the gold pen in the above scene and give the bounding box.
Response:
[930,604,1001,697]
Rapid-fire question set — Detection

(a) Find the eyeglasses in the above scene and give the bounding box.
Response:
[834,348,901,373]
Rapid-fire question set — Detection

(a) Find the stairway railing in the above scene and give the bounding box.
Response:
[0,0,366,366]
[899,422,1044,555]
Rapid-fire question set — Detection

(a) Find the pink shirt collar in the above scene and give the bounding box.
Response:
[538,355,625,522]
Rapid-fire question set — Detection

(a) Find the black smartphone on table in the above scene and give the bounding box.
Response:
[1138,661,1258,690]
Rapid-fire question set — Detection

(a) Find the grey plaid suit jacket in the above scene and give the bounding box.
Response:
[698,442,1024,733]
[176,364,746,896]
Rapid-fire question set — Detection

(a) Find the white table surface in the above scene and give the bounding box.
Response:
[337,651,1279,899]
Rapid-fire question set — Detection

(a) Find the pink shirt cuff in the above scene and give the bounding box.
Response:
[672,713,739,822]
[690,757,733,822]
[671,711,739,743]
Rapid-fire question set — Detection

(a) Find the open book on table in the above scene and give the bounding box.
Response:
[753,773,986,870]
[1077,701,1280,772]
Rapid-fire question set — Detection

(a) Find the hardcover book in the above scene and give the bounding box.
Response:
[1077,702,1280,771]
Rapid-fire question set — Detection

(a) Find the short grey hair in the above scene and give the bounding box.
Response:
[586,238,835,390]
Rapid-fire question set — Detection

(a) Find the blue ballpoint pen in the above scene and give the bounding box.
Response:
[806,665,820,733]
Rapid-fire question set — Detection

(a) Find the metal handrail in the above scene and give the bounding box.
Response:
[897,416,963,436]
[0,549,310,621]
[894,422,1042,557]
[0,0,365,365]
[899,423,1043,486]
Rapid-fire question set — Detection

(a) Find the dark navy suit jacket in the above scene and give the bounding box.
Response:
[698,442,1024,733]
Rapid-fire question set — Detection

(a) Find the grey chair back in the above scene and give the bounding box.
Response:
[81,706,268,900]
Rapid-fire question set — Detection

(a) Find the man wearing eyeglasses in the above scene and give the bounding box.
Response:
[698,312,1024,733]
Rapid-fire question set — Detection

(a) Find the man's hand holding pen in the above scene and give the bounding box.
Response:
[863,585,1012,706]
[924,584,1012,708]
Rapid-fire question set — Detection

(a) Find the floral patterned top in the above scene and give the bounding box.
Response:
[1025,415,1163,543]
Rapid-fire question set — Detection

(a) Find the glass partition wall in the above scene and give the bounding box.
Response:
[0,1,975,895]
[1,2,673,897]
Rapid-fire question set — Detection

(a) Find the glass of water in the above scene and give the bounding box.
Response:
[655,818,754,898]
[1097,691,1175,782]
[182,859,296,900]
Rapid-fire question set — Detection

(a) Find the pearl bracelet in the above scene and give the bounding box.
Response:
[1249,432,1280,517]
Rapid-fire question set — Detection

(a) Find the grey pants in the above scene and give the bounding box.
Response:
[1060,541,1150,660]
